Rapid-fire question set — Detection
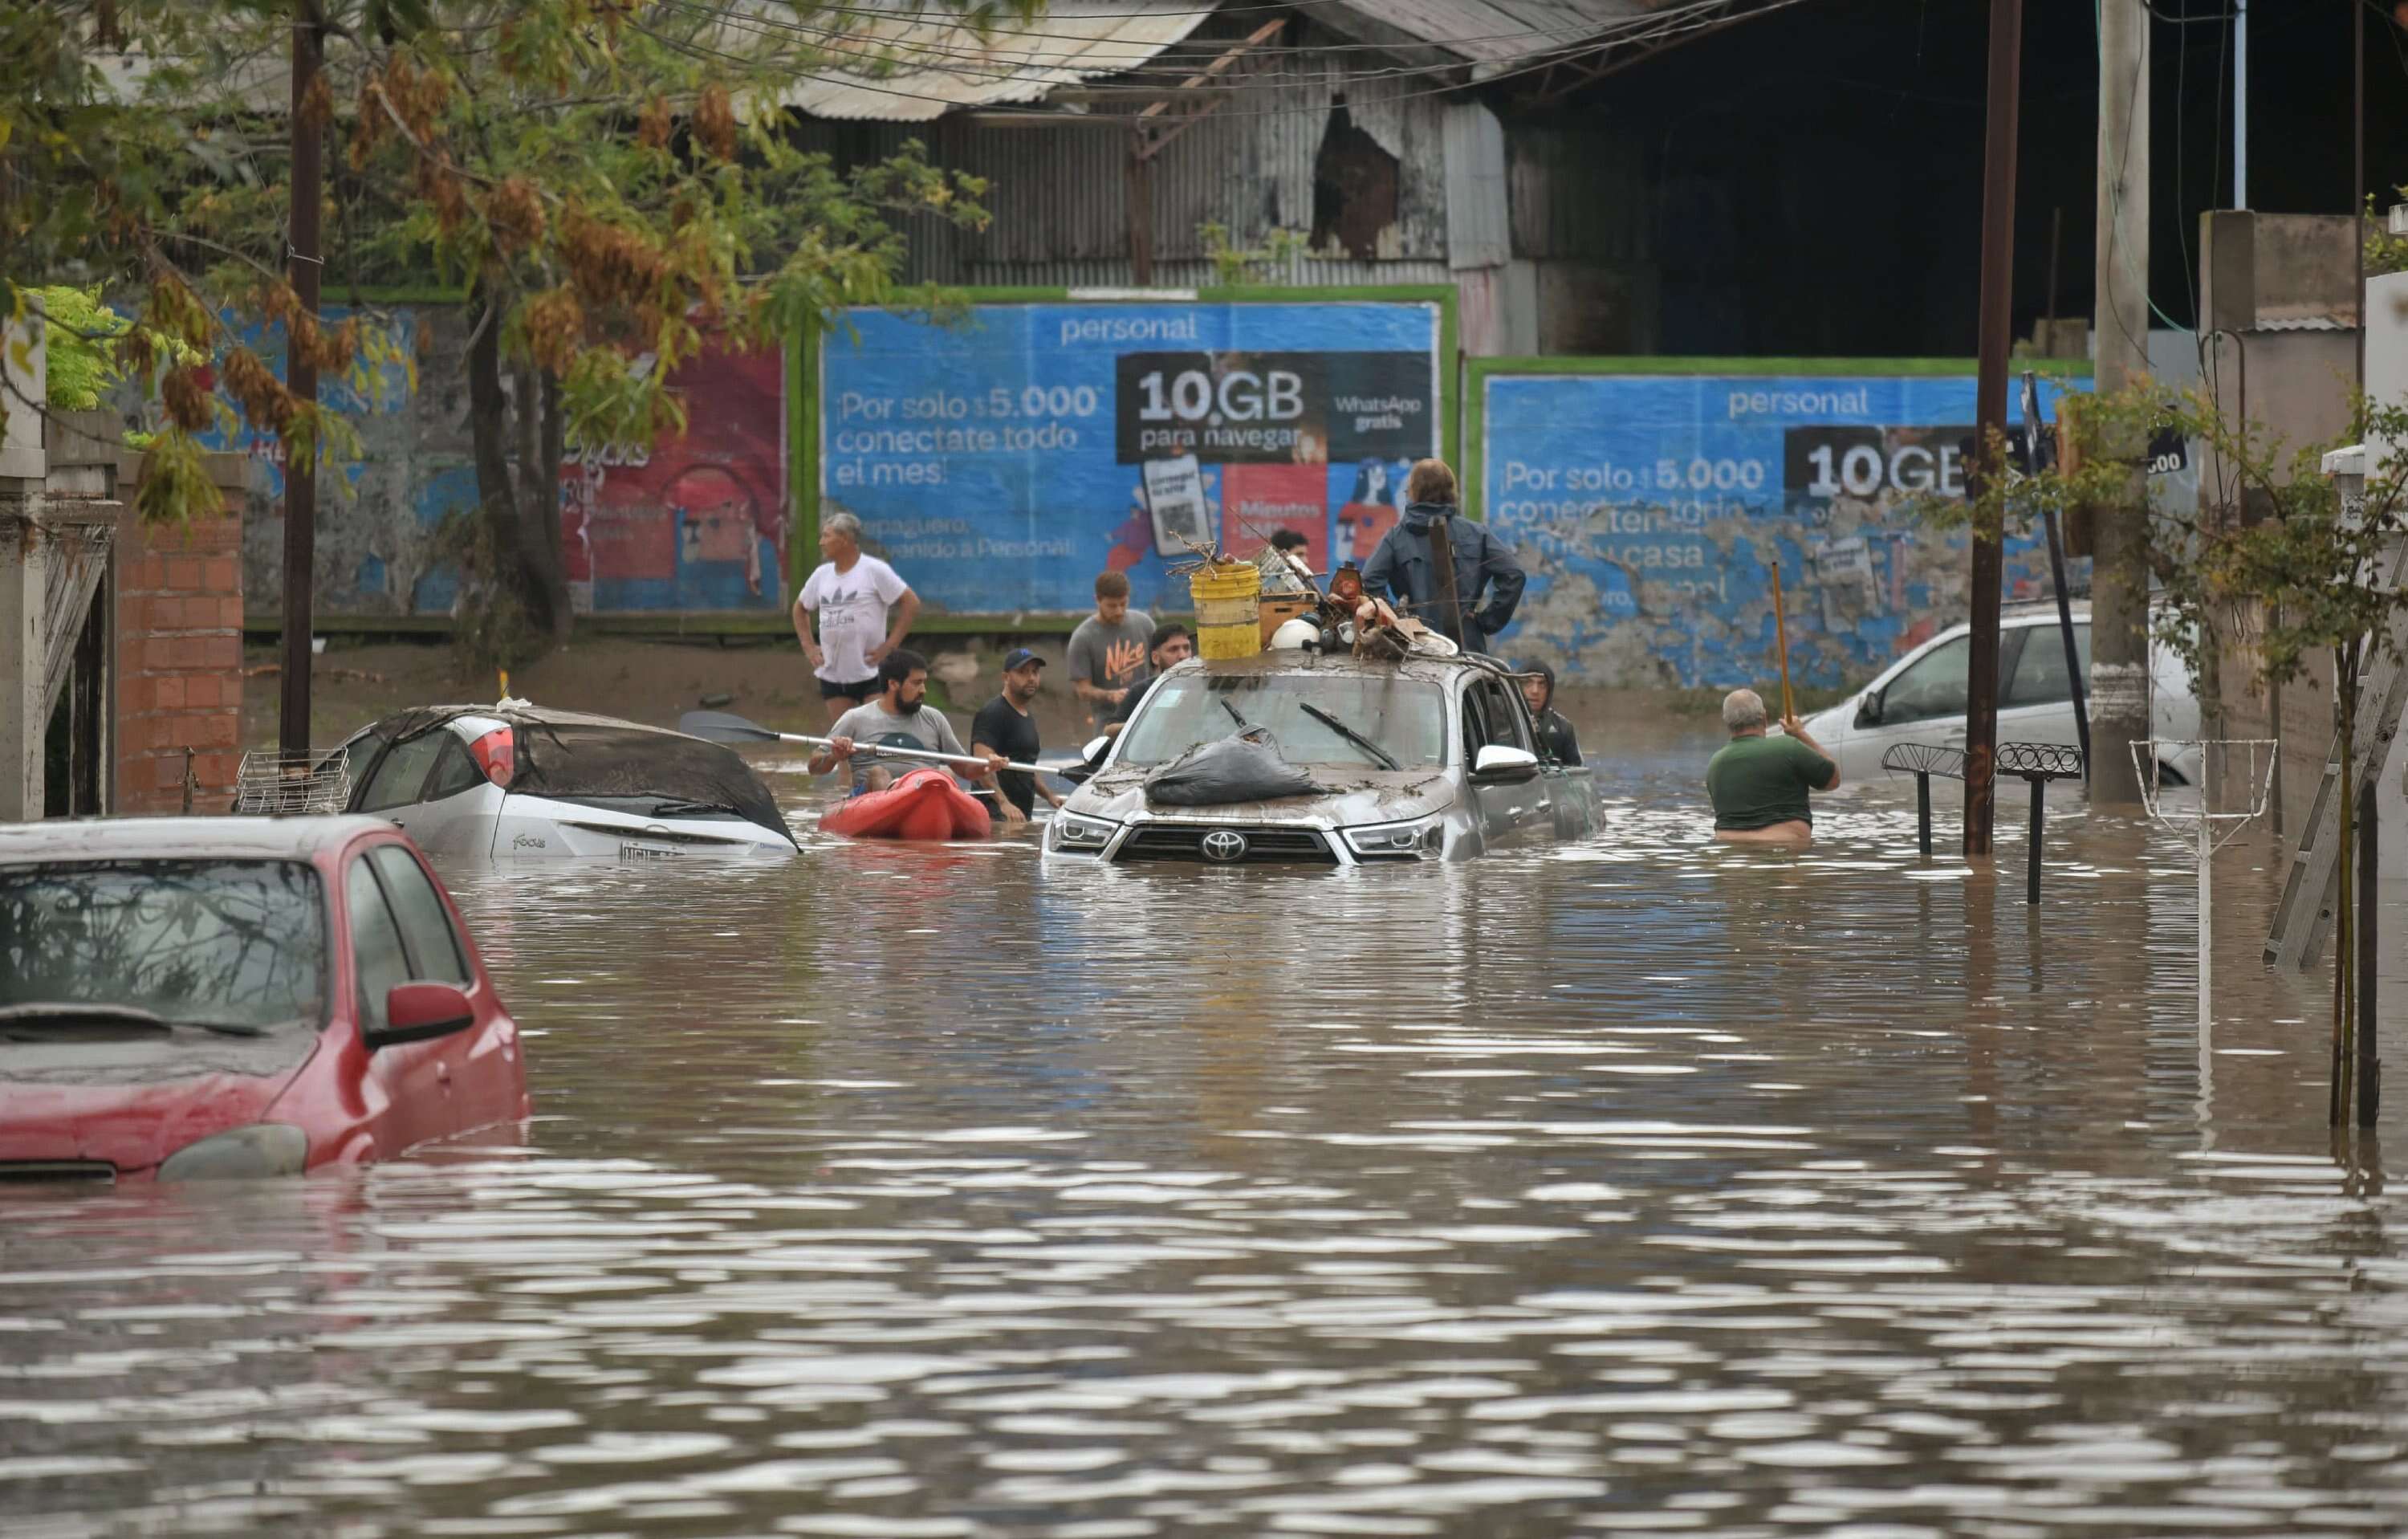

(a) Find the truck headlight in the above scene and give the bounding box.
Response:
[1343,816,1443,859]
[157,1123,308,1181]
[1051,812,1119,853]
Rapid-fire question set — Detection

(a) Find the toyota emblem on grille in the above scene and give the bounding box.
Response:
[1200,830,1250,863]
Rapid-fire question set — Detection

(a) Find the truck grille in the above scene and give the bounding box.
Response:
[1114,826,1338,865]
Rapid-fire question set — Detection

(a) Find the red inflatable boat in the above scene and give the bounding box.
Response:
[820,767,994,841]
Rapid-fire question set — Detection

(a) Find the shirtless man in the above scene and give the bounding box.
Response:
[1705,687,1839,845]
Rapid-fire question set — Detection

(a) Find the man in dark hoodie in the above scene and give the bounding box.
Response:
[1519,662,1581,766]
[1361,458,1526,656]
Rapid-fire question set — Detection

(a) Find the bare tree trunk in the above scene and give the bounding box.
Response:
[2334,644,2358,1127]
[539,373,569,633]
[466,302,571,644]
[466,301,522,601]
[511,358,571,640]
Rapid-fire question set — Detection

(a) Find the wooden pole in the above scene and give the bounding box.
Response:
[1770,562,1796,722]
[1426,509,1465,649]
[2360,777,2381,1127]
[279,0,323,759]
[1967,0,2024,853]
[2091,0,2151,808]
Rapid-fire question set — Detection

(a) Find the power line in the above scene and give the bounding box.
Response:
[649,0,1784,114]
[657,0,1645,79]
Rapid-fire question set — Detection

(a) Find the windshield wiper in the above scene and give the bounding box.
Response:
[1220,696,1252,730]
[1298,703,1401,771]
[0,1003,173,1033]
[649,798,744,818]
[0,1004,267,1039]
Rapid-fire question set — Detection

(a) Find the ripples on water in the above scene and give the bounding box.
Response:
[6,743,2406,1537]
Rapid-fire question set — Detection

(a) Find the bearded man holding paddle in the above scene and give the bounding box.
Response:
[812,648,1007,799]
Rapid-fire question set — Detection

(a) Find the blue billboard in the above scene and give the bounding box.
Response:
[812,295,1450,616]
[1472,364,2085,687]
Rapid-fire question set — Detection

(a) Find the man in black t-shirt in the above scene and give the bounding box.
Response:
[970,649,1063,824]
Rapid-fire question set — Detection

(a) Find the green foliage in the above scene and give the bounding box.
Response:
[26,285,129,410]
[2182,395,2408,692]
[7,0,1006,527]
[2369,190,2408,279]
[132,428,219,526]
[1200,223,1310,285]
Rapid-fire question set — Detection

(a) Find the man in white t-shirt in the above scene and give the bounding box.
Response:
[793,511,921,725]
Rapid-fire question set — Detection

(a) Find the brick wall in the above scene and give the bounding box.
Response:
[116,467,246,814]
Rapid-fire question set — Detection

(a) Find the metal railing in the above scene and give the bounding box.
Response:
[1882,739,2086,903]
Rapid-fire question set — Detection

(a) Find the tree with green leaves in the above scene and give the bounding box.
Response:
[6,0,1002,655]
[1921,381,2408,1127]
[2176,397,2408,1130]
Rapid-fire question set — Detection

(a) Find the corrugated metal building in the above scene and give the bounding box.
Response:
[775,1,1795,353]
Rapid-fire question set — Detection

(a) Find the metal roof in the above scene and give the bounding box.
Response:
[1351,0,1666,66]
[763,0,1214,123]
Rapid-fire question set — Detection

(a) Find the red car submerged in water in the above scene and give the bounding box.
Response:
[0,816,527,1182]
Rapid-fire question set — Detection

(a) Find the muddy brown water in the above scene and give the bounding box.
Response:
[9,724,2408,1537]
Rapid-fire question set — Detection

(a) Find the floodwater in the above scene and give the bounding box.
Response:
[10,722,2408,1538]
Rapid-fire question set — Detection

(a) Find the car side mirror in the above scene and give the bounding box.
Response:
[1083,735,1111,762]
[1855,690,1883,728]
[368,982,476,1051]
[1472,744,1540,784]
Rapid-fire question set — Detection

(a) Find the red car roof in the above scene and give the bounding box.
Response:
[0,815,400,865]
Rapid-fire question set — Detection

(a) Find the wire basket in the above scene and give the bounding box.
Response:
[2133,739,2276,853]
[231,750,352,816]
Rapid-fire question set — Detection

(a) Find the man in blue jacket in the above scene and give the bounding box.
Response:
[1361,458,1527,656]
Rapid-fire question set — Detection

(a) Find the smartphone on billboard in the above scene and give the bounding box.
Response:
[1142,454,1214,557]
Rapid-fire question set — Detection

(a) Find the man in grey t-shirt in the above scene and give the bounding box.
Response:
[1066,570,1154,725]
[808,648,1003,796]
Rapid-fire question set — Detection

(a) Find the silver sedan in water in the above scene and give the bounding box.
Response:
[1048,652,1600,866]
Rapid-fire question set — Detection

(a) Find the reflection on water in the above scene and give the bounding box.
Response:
[8,745,2408,1537]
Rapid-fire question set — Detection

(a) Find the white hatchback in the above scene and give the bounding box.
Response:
[1798,603,2203,788]
[322,705,799,860]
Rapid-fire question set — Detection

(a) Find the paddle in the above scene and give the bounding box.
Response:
[1769,564,1796,723]
[678,710,1048,777]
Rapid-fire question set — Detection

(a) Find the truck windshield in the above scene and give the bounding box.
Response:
[1118,675,1449,770]
[0,860,327,1032]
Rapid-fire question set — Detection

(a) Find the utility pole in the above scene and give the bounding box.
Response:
[279,0,323,759]
[2090,0,2152,808]
[1964,0,2024,854]
[2231,0,2247,209]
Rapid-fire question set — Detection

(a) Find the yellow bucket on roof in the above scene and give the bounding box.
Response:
[1190,561,1263,660]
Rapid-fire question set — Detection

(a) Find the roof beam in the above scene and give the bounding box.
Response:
[1515,0,1781,110]
[1131,18,1285,162]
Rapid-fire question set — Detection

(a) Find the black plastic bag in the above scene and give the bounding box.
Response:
[1143,729,1319,807]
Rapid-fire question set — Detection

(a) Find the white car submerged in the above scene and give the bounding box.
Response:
[314,706,799,860]
[1800,601,2203,788]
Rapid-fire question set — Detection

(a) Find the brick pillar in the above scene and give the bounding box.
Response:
[116,456,247,815]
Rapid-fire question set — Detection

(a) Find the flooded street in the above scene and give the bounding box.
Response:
[10,731,2408,1538]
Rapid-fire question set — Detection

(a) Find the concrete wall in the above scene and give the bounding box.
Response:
[2194,212,2364,841]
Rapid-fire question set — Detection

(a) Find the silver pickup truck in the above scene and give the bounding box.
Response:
[1047,651,1600,866]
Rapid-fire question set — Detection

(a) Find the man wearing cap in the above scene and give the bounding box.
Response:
[971,648,1064,825]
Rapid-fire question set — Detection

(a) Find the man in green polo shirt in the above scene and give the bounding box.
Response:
[1706,687,1840,845]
